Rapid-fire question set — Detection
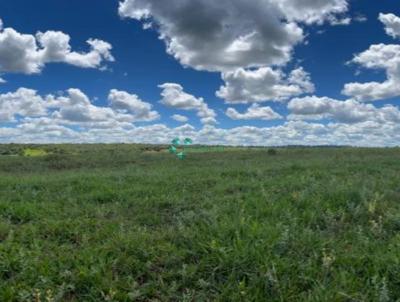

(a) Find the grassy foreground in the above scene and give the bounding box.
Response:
[0,145,400,301]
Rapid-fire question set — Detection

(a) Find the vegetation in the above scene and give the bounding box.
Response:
[22,148,49,157]
[0,144,399,301]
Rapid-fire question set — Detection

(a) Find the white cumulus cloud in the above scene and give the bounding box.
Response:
[3,119,399,147]
[226,104,282,121]
[108,89,160,122]
[270,0,349,24]
[379,13,400,39]
[342,14,400,101]
[119,0,348,72]
[159,83,217,125]
[171,114,189,123]
[0,88,48,122]
[217,67,314,103]
[288,96,400,124]
[0,19,114,75]
[342,44,400,101]
[0,87,159,129]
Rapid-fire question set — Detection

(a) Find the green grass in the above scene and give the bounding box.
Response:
[23,148,49,157]
[0,145,400,301]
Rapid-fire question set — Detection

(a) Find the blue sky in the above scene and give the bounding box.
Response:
[0,0,399,145]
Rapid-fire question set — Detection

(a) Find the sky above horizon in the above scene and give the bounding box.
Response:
[0,0,399,146]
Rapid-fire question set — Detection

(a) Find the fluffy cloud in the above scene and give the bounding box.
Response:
[226,104,282,121]
[0,87,159,129]
[171,114,189,123]
[159,83,217,124]
[288,96,400,124]
[0,19,114,75]
[0,88,398,146]
[51,89,132,127]
[270,0,348,24]
[51,89,160,128]
[2,119,400,147]
[217,67,314,103]
[108,89,160,122]
[119,0,348,72]
[343,14,400,101]
[0,88,48,122]
[342,44,400,102]
[14,117,79,142]
[379,13,400,39]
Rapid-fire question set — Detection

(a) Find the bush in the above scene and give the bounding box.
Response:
[267,148,277,155]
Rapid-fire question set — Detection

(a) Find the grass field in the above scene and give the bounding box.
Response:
[0,144,400,301]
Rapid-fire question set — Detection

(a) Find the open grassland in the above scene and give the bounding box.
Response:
[0,145,400,301]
